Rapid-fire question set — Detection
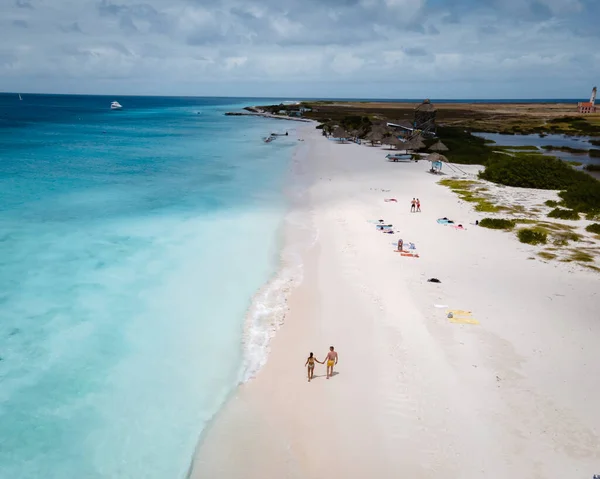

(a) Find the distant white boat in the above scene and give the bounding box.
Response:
[18,93,22,101]
[110,101,122,110]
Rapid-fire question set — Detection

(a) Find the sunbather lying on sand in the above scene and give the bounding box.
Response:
[384,198,397,202]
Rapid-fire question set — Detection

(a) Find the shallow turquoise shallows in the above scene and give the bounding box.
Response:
[0,94,296,479]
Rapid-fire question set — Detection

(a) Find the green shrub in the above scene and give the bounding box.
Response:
[544,200,559,207]
[436,127,493,165]
[547,208,580,220]
[585,223,600,234]
[517,228,547,245]
[479,153,600,213]
[589,149,600,158]
[558,182,600,213]
[479,218,516,230]
[584,164,600,172]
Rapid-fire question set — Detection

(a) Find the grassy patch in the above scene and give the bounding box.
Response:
[568,251,594,262]
[438,179,500,212]
[586,223,600,234]
[567,161,583,167]
[438,179,477,189]
[517,228,548,245]
[479,218,516,230]
[474,199,500,212]
[494,145,540,151]
[552,231,582,246]
[544,199,559,207]
[538,251,557,260]
[590,150,600,158]
[540,145,589,154]
[536,222,575,232]
[514,218,538,224]
[584,264,600,272]
[547,208,580,220]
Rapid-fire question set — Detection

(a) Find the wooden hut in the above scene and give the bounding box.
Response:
[429,140,448,152]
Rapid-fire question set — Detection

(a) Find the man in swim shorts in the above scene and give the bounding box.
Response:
[325,346,338,379]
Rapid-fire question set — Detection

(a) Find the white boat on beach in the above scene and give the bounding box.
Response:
[110,101,122,110]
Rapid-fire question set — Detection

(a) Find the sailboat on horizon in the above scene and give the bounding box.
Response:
[18,93,22,100]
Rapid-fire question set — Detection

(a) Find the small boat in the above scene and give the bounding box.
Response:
[386,153,413,162]
[110,101,123,110]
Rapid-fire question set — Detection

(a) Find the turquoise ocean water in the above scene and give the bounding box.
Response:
[0,94,299,478]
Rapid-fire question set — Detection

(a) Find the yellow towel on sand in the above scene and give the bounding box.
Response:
[447,310,479,325]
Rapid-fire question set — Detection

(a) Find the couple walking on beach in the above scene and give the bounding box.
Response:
[305,346,338,382]
[411,198,421,212]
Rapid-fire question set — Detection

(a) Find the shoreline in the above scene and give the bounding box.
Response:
[189,128,600,478]
[185,123,316,474]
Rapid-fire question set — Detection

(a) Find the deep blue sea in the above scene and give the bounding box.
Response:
[0,94,299,478]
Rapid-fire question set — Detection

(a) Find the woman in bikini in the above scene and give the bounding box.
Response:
[305,352,323,382]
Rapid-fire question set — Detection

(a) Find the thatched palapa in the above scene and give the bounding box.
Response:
[402,134,426,151]
[427,152,448,163]
[429,140,448,152]
[332,126,348,140]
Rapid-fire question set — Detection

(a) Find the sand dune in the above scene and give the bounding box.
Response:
[190,128,600,479]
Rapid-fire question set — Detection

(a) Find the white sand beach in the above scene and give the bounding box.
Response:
[190,127,600,479]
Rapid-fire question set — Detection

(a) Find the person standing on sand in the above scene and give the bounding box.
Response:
[397,238,403,252]
[410,198,416,212]
[305,352,322,382]
[416,198,421,212]
[325,346,338,379]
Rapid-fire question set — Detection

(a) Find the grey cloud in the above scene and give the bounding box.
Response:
[12,19,28,28]
[479,25,499,35]
[428,25,440,35]
[407,24,426,34]
[0,53,18,66]
[529,1,553,20]
[1,0,600,97]
[403,46,428,57]
[119,15,138,33]
[97,0,171,34]
[441,12,460,24]
[98,0,127,16]
[15,0,33,9]
[59,22,82,33]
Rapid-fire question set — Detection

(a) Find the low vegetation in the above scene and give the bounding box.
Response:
[544,199,560,207]
[551,231,581,246]
[540,145,589,154]
[585,223,600,234]
[547,208,580,220]
[435,127,492,165]
[566,251,594,263]
[590,150,600,158]
[479,153,600,214]
[517,228,548,245]
[479,218,515,230]
[538,251,557,260]
[438,178,499,212]
[584,164,600,171]
[494,145,539,151]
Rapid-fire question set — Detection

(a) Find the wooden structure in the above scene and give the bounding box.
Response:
[414,99,437,135]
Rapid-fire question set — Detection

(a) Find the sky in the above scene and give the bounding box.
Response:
[1,0,599,98]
